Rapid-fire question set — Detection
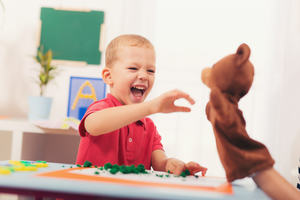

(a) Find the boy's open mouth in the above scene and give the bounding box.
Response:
[130,86,146,97]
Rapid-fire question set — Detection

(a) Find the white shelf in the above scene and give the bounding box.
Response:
[0,118,79,161]
[0,118,78,135]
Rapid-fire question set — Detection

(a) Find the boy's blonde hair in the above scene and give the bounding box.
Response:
[105,34,154,68]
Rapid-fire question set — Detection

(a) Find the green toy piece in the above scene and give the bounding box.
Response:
[104,163,112,170]
[109,168,119,174]
[83,161,93,168]
[119,165,130,174]
[36,160,47,163]
[109,164,120,174]
[180,169,191,177]
[112,164,120,170]
[155,174,164,178]
[137,164,147,173]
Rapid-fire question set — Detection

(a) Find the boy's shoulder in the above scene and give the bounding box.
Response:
[88,94,121,110]
[87,96,114,111]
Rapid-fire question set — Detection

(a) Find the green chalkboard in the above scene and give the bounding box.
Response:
[39,7,104,65]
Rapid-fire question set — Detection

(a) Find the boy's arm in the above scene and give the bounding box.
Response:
[151,150,186,175]
[253,168,300,200]
[151,149,168,172]
[85,100,154,136]
[85,90,195,136]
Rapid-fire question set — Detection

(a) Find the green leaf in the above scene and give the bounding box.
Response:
[35,48,57,96]
[39,74,47,84]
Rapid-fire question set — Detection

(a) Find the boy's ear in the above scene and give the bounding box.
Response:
[102,68,113,85]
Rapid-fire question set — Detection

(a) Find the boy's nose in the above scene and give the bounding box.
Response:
[138,70,148,80]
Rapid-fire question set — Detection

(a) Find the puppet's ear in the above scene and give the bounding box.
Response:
[235,43,251,66]
[201,67,212,88]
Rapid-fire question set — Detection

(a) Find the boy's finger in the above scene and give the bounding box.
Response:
[179,94,195,105]
[200,167,207,176]
[184,95,195,105]
[185,162,208,176]
[173,90,195,105]
[185,161,202,170]
[174,106,191,112]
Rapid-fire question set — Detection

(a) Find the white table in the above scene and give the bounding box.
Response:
[0,118,78,161]
[0,160,270,200]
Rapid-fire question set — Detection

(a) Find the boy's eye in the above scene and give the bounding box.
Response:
[147,69,155,73]
[128,67,138,70]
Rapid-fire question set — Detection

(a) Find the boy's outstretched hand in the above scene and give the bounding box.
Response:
[165,158,207,176]
[149,89,195,114]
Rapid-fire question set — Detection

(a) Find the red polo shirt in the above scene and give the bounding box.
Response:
[76,94,164,169]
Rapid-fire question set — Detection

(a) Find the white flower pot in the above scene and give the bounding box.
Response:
[28,96,53,121]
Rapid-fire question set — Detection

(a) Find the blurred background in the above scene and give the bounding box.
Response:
[0,0,299,186]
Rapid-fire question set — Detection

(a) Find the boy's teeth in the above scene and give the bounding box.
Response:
[134,86,145,90]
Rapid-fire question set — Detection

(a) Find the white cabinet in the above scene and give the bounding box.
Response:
[0,119,80,164]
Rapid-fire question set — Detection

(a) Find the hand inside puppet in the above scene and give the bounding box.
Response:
[201,43,274,182]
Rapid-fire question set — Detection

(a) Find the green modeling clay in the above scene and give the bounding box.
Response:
[180,169,191,177]
[78,161,150,175]
[83,161,93,168]
[104,163,112,170]
[109,168,119,174]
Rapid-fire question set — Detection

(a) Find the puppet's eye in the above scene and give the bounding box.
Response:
[240,91,246,97]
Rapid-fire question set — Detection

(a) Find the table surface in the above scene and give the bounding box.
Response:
[0,161,270,200]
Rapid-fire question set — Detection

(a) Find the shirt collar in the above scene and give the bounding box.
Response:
[107,93,145,127]
[107,93,123,106]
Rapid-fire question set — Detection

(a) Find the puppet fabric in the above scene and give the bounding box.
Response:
[202,44,274,182]
[206,88,274,182]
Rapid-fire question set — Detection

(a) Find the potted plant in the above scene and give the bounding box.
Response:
[36,47,57,96]
[28,48,57,121]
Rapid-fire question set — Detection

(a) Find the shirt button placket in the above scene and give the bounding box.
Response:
[126,126,134,162]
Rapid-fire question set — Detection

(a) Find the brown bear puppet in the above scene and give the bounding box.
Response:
[201,43,300,200]
[201,43,274,182]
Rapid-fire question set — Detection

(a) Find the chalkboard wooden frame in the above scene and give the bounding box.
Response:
[39,7,104,65]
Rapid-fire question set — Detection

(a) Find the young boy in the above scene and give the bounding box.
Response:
[76,34,207,176]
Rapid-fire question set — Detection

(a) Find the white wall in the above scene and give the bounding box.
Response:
[0,0,299,185]
[0,0,155,119]
[151,0,276,176]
